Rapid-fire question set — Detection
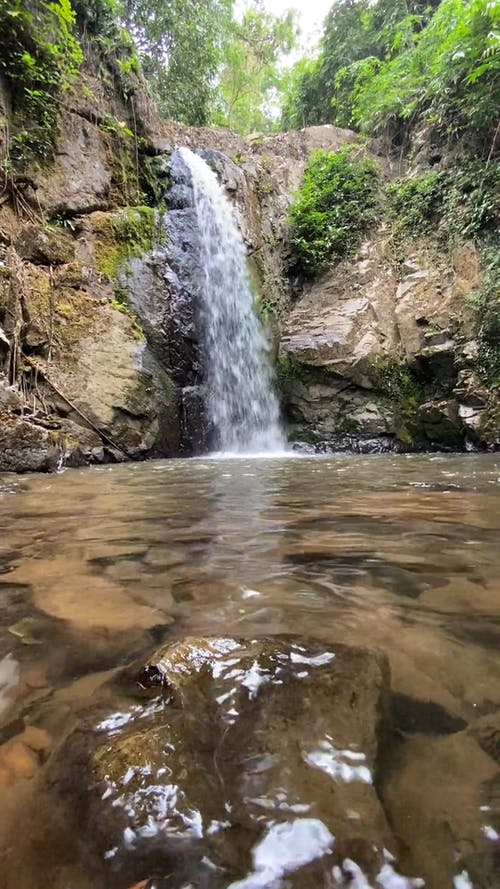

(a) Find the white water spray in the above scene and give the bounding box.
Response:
[178,147,285,455]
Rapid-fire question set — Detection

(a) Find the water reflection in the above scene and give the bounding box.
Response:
[0,453,499,712]
[0,453,498,888]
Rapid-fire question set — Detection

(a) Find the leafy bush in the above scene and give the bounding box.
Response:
[288,149,379,276]
[350,0,499,150]
[387,157,500,239]
[71,0,118,37]
[280,0,499,156]
[0,0,82,162]
[469,249,500,385]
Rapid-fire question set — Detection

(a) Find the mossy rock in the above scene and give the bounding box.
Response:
[417,400,465,448]
[15,225,74,265]
[89,207,157,281]
[139,153,170,208]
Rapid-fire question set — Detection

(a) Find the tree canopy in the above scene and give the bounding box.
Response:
[213,3,298,133]
[281,0,499,155]
[120,0,234,126]
[2,0,498,146]
[73,0,297,130]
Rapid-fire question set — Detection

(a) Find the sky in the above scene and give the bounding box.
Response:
[237,0,333,51]
[263,0,332,44]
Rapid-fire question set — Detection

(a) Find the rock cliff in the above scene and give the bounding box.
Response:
[0,34,497,470]
[279,236,495,452]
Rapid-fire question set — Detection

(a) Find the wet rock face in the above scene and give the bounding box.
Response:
[160,150,206,449]
[48,636,398,888]
[0,410,104,472]
[119,149,209,454]
[278,235,498,451]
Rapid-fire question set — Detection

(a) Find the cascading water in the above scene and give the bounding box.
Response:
[177,147,285,455]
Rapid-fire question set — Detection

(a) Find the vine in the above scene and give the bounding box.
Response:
[0,0,82,164]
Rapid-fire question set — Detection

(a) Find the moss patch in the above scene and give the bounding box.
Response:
[386,157,500,243]
[139,154,170,209]
[92,207,156,280]
[370,358,425,446]
[0,0,82,164]
[276,353,302,398]
[466,248,500,388]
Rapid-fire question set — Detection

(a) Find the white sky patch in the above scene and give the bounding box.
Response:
[237,0,332,49]
[266,0,332,44]
[232,0,332,123]
[236,0,331,66]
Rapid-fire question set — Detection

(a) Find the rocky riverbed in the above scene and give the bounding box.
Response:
[0,455,498,888]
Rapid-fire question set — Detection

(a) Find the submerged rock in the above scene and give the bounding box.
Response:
[469,710,500,764]
[379,731,499,888]
[45,636,400,888]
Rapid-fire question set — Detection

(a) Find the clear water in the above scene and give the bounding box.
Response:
[178,147,284,454]
[0,454,499,888]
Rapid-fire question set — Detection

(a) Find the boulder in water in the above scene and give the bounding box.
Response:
[42,635,404,888]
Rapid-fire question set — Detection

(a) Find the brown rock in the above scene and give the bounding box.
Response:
[0,739,38,780]
[0,764,13,788]
[22,726,52,753]
[10,557,166,631]
[33,110,111,216]
[15,225,74,265]
[0,411,104,473]
[278,225,489,447]
[469,710,500,764]
[379,731,498,888]
[0,411,62,472]
[47,636,395,887]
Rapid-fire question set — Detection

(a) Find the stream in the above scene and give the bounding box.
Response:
[0,453,498,887]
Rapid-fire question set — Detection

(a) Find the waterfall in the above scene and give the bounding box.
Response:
[177,147,285,455]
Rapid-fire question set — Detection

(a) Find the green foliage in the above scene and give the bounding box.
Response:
[373,359,422,405]
[288,149,379,276]
[387,157,500,239]
[372,358,425,445]
[281,57,324,131]
[257,293,278,324]
[281,0,432,131]
[334,415,360,435]
[350,0,499,149]
[122,0,233,126]
[109,287,144,339]
[71,0,118,36]
[213,5,298,134]
[386,171,443,235]
[99,113,134,138]
[276,353,300,398]
[280,0,499,156]
[72,0,142,101]
[468,248,500,385]
[0,0,82,161]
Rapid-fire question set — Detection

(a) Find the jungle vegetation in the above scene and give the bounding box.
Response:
[1,0,497,147]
